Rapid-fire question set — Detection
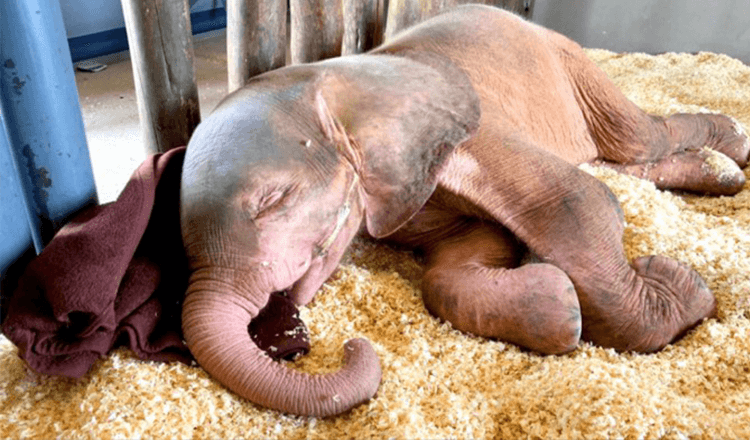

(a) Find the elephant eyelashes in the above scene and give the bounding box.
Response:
[249,186,296,220]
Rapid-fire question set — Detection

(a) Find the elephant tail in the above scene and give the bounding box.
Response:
[181,272,381,417]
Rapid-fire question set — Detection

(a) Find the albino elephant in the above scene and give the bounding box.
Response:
[179,5,749,417]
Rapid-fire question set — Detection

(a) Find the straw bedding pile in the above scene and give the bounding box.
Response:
[2,49,749,438]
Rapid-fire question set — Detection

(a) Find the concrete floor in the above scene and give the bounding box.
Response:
[74,30,229,203]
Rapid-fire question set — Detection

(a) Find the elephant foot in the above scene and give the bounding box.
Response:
[581,255,716,353]
[594,147,745,195]
[667,113,750,168]
[423,262,582,355]
[696,114,749,168]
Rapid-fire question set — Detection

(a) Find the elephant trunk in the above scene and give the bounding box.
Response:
[181,273,381,417]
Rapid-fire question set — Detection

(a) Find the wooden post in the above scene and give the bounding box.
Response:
[385,0,535,41]
[227,0,287,93]
[342,0,386,55]
[120,0,201,154]
[289,0,344,64]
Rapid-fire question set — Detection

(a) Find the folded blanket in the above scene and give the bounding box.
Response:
[2,147,309,378]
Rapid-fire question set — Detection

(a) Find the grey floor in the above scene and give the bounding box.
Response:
[75,30,229,203]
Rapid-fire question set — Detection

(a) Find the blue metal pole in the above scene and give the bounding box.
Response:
[0,0,98,252]
[0,110,33,301]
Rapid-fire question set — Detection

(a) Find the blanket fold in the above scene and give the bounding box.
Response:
[2,147,309,378]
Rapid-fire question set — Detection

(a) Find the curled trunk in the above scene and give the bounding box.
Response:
[181,275,381,417]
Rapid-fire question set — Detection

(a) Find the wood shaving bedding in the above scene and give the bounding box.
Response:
[2,49,749,439]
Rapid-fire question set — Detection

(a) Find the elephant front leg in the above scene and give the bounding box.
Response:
[419,221,581,355]
[443,139,716,353]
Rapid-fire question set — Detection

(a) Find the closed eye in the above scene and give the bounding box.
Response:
[253,184,297,220]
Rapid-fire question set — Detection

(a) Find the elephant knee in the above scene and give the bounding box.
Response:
[421,263,582,355]
[421,267,463,325]
[421,265,493,335]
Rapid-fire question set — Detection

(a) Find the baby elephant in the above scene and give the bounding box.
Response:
[179,5,749,417]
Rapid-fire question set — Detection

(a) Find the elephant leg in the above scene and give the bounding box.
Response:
[440,137,716,353]
[592,147,745,196]
[591,113,748,195]
[419,221,582,355]
[663,113,749,168]
[553,33,750,172]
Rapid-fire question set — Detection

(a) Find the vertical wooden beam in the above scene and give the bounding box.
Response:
[384,0,434,40]
[342,0,386,55]
[227,0,287,93]
[385,0,535,41]
[290,0,344,64]
[121,0,200,154]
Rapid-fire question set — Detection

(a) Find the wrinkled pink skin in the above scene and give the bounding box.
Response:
[180,5,749,417]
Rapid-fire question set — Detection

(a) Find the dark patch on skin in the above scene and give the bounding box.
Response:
[602,185,625,225]
[577,285,618,329]
[512,291,549,337]
[597,289,619,310]
[563,288,583,337]
[437,290,459,316]
[558,194,584,230]
[4,59,15,69]
[643,256,654,273]
[567,304,582,324]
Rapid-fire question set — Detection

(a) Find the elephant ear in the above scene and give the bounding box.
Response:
[314,52,481,238]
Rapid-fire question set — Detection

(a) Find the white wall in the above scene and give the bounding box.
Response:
[532,0,750,64]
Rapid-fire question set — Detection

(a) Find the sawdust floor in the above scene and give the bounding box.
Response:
[1,46,749,438]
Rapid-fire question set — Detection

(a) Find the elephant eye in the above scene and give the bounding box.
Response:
[252,185,296,220]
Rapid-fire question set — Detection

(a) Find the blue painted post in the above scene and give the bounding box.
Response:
[0,110,34,313]
[0,0,98,253]
[0,110,33,262]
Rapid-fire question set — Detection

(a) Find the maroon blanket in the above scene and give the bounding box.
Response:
[2,147,309,378]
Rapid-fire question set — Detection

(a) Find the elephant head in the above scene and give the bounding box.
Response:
[179,51,480,416]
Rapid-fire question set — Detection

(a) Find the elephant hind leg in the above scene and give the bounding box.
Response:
[552,33,750,169]
[593,147,746,196]
[420,222,581,355]
[664,113,749,168]
[608,113,749,195]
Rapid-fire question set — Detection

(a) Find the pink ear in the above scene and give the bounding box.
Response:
[313,53,480,238]
[315,90,365,175]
